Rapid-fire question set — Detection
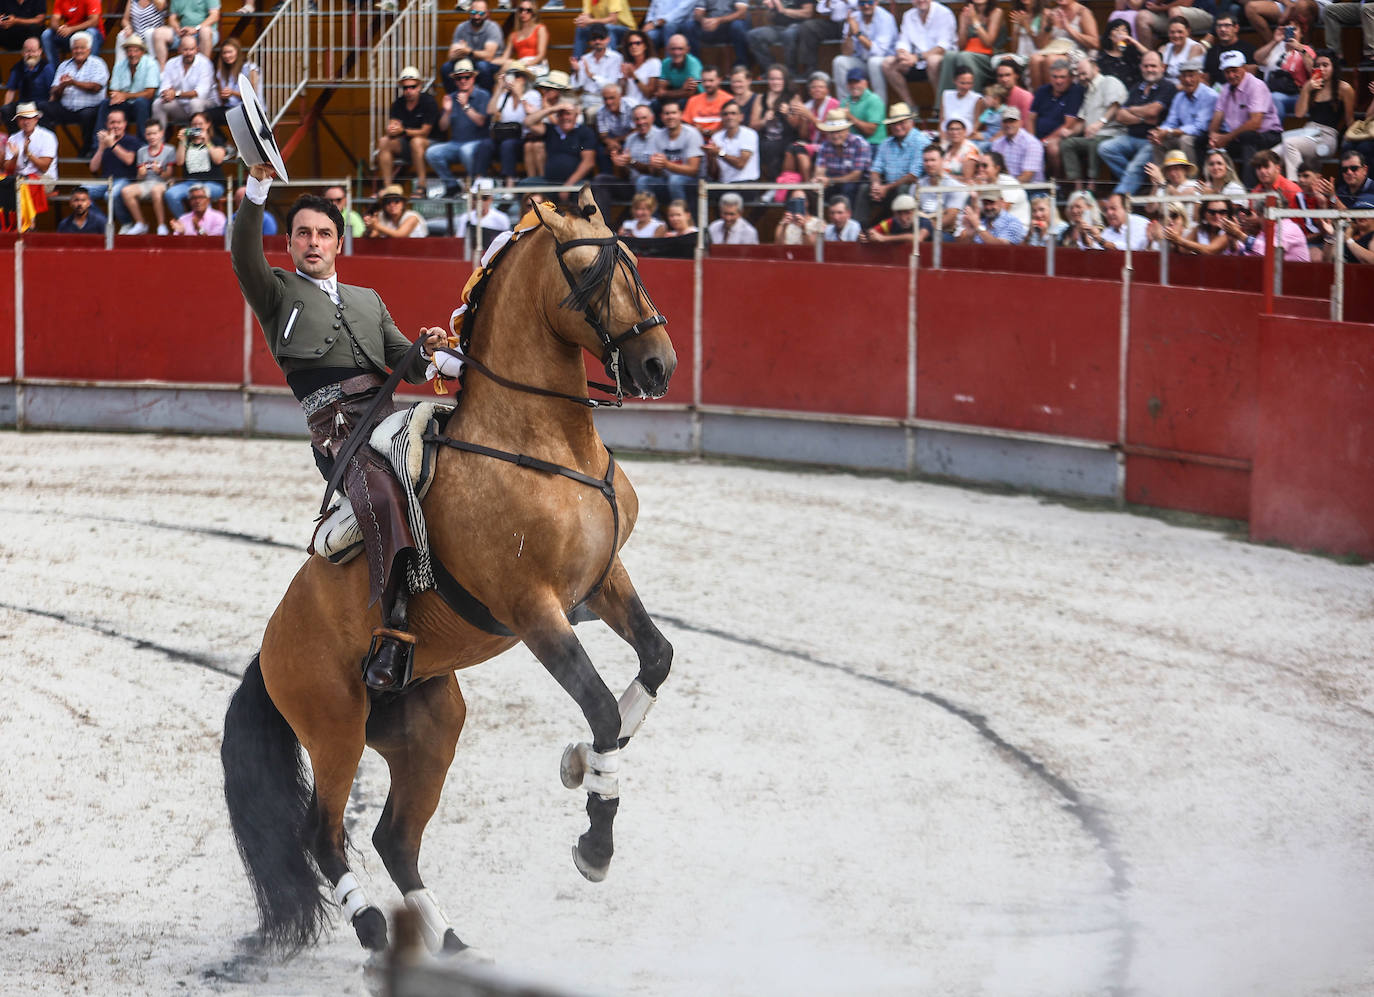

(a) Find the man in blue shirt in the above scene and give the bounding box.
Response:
[1147,58,1214,174]
[865,100,929,225]
[1098,50,1176,195]
[56,185,107,232]
[2,37,52,129]
[1027,58,1083,179]
[687,0,750,69]
[644,0,698,52]
[423,58,491,197]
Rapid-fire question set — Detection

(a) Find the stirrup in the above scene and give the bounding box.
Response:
[362,627,417,691]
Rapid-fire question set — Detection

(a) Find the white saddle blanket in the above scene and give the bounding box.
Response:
[312,402,451,575]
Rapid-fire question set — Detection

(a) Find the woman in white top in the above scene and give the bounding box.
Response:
[208,37,260,129]
[116,0,175,66]
[619,30,661,108]
[1157,16,1205,83]
[366,186,428,238]
[939,66,983,139]
[481,62,541,183]
[1199,148,1247,198]
[620,192,667,238]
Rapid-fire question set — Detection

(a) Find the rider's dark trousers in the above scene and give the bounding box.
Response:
[306,373,416,613]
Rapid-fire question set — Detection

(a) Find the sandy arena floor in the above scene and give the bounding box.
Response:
[1,430,1372,996]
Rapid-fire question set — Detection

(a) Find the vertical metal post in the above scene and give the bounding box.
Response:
[104,180,114,251]
[1261,194,1276,316]
[1116,194,1132,508]
[932,189,942,269]
[906,227,919,475]
[1332,217,1346,323]
[1158,233,1168,286]
[692,183,707,457]
[344,177,354,256]
[13,240,24,431]
[813,185,823,262]
[1046,180,1056,277]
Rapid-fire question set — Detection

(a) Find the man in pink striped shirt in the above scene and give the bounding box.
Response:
[1206,49,1281,186]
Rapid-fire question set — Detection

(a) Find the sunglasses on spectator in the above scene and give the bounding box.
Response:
[470,9,485,15]
[402,83,419,90]
[1341,165,1362,172]
[519,5,534,10]
[628,38,644,44]
[454,72,475,79]
[1204,207,1228,215]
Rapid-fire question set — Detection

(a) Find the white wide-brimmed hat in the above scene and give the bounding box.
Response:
[226,73,290,181]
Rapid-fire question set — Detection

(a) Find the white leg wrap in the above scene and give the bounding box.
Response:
[404,888,453,955]
[333,872,372,924]
[617,679,656,741]
[582,746,620,799]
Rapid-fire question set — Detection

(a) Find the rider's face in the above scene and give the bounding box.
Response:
[290,208,342,278]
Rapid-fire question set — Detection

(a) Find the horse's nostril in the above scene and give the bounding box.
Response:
[644,357,665,386]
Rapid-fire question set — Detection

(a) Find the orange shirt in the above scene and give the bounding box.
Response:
[683,90,731,136]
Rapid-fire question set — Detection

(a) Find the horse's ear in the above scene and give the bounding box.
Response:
[577,185,601,223]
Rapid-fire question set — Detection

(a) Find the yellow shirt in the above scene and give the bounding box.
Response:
[584,0,636,30]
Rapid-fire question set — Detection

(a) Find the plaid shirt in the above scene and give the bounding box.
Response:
[975,209,1027,244]
[816,133,872,178]
[870,129,930,183]
[989,129,1044,182]
[54,55,109,112]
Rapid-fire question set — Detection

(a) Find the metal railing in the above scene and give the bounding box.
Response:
[1271,206,1374,322]
[246,0,310,127]
[694,180,827,260]
[916,180,1057,271]
[245,0,436,135]
[21,178,116,250]
[368,1,440,159]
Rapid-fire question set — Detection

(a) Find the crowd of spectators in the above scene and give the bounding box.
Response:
[2,0,1372,256]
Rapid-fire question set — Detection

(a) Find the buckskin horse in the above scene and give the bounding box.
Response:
[220,187,678,957]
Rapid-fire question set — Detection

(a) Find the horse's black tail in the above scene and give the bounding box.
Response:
[221,653,328,954]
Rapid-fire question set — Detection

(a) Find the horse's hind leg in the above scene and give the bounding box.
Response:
[587,558,673,747]
[366,674,473,955]
[520,615,623,882]
[271,674,388,952]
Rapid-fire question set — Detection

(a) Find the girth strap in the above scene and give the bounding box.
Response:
[421,433,621,636]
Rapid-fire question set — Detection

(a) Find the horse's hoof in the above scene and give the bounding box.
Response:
[353,905,389,951]
[560,742,587,790]
[572,843,610,882]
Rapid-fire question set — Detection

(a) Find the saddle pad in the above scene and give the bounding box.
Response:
[312,402,452,564]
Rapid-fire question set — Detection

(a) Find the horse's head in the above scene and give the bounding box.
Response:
[533,187,677,399]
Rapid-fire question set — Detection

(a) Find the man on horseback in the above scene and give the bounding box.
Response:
[232,160,446,692]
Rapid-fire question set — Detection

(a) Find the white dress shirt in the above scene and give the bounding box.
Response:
[895,2,957,66]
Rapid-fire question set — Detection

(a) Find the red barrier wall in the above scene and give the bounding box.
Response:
[1124,283,1266,519]
[23,248,245,383]
[0,244,13,379]
[700,259,908,418]
[916,270,1121,440]
[1251,316,1374,558]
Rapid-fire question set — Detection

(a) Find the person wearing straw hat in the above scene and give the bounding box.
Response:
[231,81,449,690]
[864,100,928,225]
[424,57,491,199]
[813,106,870,207]
[3,102,57,185]
[98,33,159,137]
[376,66,440,196]
[1142,146,1202,220]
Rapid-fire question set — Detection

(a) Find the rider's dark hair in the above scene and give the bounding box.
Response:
[285,193,344,240]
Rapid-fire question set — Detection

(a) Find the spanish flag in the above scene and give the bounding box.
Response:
[18,179,47,233]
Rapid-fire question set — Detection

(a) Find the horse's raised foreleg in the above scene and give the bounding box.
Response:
[521,618,623,882]
[365,674,475,956]
[587,559,674,747]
